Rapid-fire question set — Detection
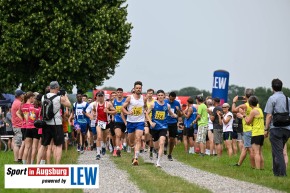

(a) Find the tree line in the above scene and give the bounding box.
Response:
[103,85,290,110]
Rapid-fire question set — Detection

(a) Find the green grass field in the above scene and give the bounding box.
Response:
[172,138,290,192]
[1,139,289,193]
[112,150,210,193]
[0,146,82,193]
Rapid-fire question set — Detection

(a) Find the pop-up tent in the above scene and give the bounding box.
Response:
[0,93,14,109]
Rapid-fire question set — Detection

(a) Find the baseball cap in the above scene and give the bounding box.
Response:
[222,103,230,108]
[15,90,25,97]
[96,90,105,96]
[49,81,60,89]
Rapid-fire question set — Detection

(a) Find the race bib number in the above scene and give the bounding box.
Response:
[98,120,107,130]
[132,107,142,116]
[115,106,122,113]
[76,109,83,116]
[90,120,96,127]
[155,111,165,120]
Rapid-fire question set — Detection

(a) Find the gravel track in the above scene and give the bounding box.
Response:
[78,151,142,193]
[139,152,285,193]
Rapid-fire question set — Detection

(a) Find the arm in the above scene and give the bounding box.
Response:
[183,106,193,119]
[264,113,272,138]
[122,96,132,115]
[193,114,201,124]
[175,102,183,117]
[143,96,148,113]
[217,110,223,125]
[105,102,116,115]
[84,104,94,120]
[237,109,256,125]
[222,114,232,125]
[243,110,257,125]
[16,109,23,120]
[168,104,178,118]
[121,112,127,125]
[145,103,155,127]
[61,95,71,108]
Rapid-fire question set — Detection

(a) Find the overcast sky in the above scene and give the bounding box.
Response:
[101,0,290,92]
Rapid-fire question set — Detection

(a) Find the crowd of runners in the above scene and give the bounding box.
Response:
[1,79,289,176]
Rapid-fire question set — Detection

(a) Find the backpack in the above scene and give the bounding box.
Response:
[42,94,59,121]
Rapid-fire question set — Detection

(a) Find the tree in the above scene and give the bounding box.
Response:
[0,0,132,93]
[101,86,117,91]
[174,87,211,98]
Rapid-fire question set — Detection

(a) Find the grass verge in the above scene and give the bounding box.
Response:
[112,151,210,193]
[173,138,290,192]
[0,146,82,193]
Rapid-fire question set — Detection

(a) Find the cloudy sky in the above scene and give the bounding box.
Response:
[101,0,290,92]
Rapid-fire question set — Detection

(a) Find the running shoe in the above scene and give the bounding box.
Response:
[101,147,106,155]
[132,158,138,166]
[96,154,101,160]
[167,154,173,161]
[113,150,117,157]
[156,162,161,168]
[80,146,84,154]
[116,150,121,157]
[77,145,81,152]
[164,150,167,155]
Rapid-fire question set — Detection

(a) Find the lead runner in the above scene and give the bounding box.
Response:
[122,81,147,166]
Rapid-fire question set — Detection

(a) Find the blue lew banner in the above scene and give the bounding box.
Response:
[212,70,229,104]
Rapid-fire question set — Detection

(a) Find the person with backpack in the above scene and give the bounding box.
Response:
[37,81,71,164]
[264,78,290,176]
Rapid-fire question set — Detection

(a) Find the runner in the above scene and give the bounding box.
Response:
[86,90,116,160]
[183,97,197,154]
[145,89,155,159]
[112,88,127,157]
[122,81,147,166]
[165,92,182,161]
[146,89,177,167]
[70,93,89,153]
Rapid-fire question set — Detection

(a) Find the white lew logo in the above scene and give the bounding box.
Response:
[213,77,227,89]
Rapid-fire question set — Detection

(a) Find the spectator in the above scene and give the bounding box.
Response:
[4,107,14,151]
[37,81,71,164]
[221,103,234,157]
[210,97,223,156]
[11,89,25,163]
[238,96,265,169]
[232,89,255,168]
[264,78,290,176]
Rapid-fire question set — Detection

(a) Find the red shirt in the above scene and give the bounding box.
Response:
[97,103,108,122]
[21,103,37,129]
[11,98,22,128]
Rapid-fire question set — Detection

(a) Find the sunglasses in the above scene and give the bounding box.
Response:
[222,107,228,108]
[97,95,104,97]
